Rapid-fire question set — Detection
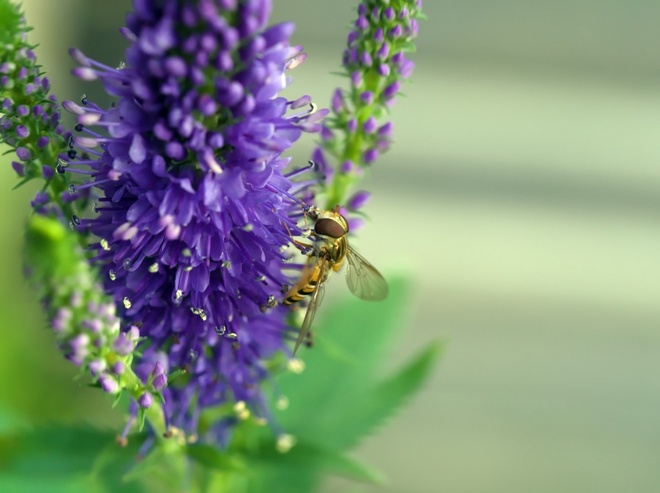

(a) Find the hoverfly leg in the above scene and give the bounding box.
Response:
[282,219,314,254]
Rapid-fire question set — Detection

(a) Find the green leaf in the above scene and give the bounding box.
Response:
[0,425,145,493]
[326,342,442,450]
[273,277,411,435]
[0,426,114,477]
[266,276,441,476]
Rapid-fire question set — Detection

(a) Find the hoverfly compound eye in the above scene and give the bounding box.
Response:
[314,218,346,238]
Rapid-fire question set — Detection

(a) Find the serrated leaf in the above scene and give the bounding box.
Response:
[323,342,442,450]
[273,277,411,436]
[266,276,441,482]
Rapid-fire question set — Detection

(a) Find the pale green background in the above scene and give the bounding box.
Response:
[3,1,660,492]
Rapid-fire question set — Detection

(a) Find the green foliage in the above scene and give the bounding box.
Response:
[320,0,424,208]
[220,277,441,492]
[23,216,168,437]
[0,1,23,44]
[274,278,440,449]
[0,278,438,493]
[0,0,82,223]
[0,425,145,493]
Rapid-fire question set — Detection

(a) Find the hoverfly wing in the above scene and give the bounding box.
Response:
[345,246,388,301]
[292,259,328,355]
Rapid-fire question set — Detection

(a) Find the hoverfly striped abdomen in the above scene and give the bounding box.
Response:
[283,263,323,306]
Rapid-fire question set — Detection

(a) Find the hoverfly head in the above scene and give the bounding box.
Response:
[314,209,349,238]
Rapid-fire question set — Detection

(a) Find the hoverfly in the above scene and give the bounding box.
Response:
[283,205,388,354]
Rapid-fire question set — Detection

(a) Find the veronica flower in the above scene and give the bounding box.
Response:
[24,215,142,402]
[1,4,159,430]
[61,0,325,443]
[314,0,423,210]
[0,4,78,215]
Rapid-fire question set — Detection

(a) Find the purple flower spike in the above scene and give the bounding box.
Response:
[314,0,422,208]
[62,0,324,443]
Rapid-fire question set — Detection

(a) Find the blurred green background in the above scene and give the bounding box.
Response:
[3,1,660,492]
